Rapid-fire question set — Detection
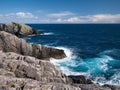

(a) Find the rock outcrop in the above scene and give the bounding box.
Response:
[0,30,120,90]
[0,31,66,60]
[0,51,81,90]
[0,51,120,90]
[0,22,42,37]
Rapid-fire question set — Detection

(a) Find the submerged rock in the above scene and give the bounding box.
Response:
[0,31,66,60]
[0,22,42,37]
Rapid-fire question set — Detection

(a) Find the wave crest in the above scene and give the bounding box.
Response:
[43,32,54,35]
[50,48,120,85]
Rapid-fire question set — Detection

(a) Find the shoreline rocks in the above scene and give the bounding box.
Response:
[0,31,66,60]
[0,51,119,90]
[0,22,43,37]
[0,24,120,90]
[0,51,80,90]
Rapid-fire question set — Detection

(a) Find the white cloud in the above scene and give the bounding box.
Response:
[0,12,38,19]
[90,14,120,23]
[0,11,120,23]
[51,14,120,23]
[16,12,38,19]
[48,11,74,18]
[0,12,38,23]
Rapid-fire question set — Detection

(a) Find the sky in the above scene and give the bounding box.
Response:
[0,0,120,23]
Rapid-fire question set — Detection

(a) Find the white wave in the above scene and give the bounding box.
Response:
[27,37,31,40]
[50,47,120,85]
[60,67,87,76]
[93,72,120,86]
[50,47,78,74]
[99,55,113,72]
[43,32,54,35]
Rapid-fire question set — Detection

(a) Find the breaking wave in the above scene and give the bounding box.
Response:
[43,32,54,35]
[50,47,120,85]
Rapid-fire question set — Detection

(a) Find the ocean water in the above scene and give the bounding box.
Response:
[27,24,120,85]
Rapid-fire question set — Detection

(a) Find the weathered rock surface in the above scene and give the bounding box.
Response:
[0,51,68,83]
[77,84,111,90]
[0,22,42,36]
[0,51,119,90]
[0,30,120,90]
[0,31,66,60]
[0,51,81,90]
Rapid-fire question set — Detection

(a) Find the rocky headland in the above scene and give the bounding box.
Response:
[0,22,43,37]
[0,22,119,90]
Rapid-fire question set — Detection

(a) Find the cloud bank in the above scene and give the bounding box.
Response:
[0,12,38,23]
[0,11,120,23]
[48,13,120,23]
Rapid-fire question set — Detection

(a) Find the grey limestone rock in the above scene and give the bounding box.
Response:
[0,51,80,90]
[0,31,66,60]
[0,22,42,37]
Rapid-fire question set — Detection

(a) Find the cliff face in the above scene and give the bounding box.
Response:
[0,31,66,60]
[0,22,42,36]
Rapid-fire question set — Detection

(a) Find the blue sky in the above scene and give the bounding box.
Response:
[0,0,120,23]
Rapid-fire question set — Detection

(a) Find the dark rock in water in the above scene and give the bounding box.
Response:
[68,75,93,84]
[0,31,66,60]
[0,22,42,37]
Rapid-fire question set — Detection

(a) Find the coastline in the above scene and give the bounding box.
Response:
[0,22,120,90]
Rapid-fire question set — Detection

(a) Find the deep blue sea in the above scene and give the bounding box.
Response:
[27,24,120,85]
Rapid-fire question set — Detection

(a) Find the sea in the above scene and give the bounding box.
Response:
[27,24,120,85]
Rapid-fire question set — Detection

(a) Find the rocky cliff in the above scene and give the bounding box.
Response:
[0,31,66,60]
[0,30,120,90]
[0,22,42,37]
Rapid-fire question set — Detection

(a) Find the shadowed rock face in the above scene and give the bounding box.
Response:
[0,22,42,37]
[0,31,66,60]
[68,75,93,84]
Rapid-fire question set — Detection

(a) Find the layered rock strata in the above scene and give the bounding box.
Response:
[0,31,66,60]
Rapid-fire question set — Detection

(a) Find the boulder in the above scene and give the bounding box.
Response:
[0,31,66,60]
[0,22,42,37]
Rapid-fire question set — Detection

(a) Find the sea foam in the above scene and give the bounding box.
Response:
[50,47,120,85]
[43,32,54,35]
